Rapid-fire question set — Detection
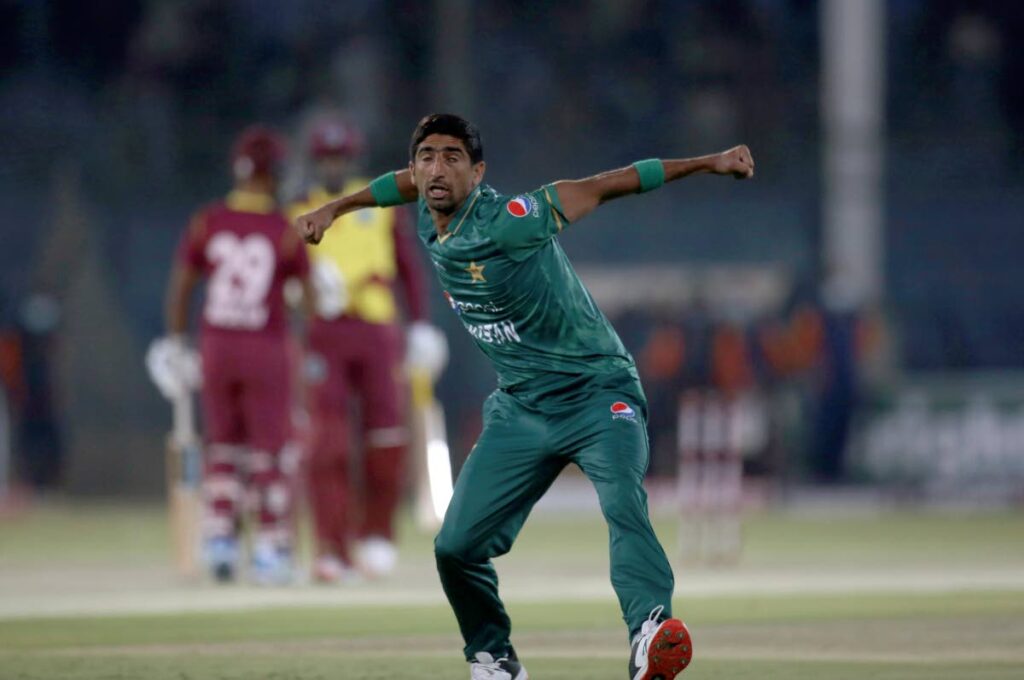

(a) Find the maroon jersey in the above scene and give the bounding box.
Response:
[177,190,309,337]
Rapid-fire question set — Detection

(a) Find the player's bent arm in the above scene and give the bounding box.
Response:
[165,263,201,336]
[295,170,418,245]
[552,145,755,224]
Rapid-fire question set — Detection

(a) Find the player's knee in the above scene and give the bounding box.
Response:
[309,433,349,469]
[598,488,642,525]
[308,449,344,473]
[434,529,477,564]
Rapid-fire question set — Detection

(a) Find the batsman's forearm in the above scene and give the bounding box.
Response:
[166,303,188,336]
[165,266,198,335]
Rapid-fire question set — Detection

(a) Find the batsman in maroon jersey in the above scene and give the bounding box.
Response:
[157,125,314,584]
[289,117,447,582]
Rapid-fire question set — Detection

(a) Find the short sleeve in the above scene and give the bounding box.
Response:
[490,184,570,261]
[175,211,209,271]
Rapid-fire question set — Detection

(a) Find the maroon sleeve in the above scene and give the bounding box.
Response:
[392,207,427,322]
[280,219,311,279]
[175,210,209,272]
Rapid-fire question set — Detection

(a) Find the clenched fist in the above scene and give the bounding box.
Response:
[294,205,336,245]
[712,145,755,179]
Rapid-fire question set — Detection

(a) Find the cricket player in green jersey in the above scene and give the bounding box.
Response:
[296,114,755,680]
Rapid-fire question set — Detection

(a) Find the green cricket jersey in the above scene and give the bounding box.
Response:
[417,183,639,403]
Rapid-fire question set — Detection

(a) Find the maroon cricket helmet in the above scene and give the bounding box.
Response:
[231,125,288,179]
[308,117,364,159]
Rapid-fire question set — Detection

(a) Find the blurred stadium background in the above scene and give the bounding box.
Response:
[1,1,1023,679]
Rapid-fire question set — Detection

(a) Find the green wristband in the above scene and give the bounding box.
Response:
[369,171,404,207]
[633,159,665,193]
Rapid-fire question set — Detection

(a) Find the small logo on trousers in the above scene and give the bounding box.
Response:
[611,401,637,421]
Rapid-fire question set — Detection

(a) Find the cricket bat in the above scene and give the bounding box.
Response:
[166,388,203,578]
[409,368,453,531]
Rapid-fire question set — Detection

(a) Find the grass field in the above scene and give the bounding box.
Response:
[2,502,1023,679]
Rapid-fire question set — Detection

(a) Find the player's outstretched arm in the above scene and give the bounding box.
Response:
[295,169,418,244]
[552,145,754,223]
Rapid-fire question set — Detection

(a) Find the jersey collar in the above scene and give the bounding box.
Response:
[226,189,276,214]
[436,185,482,244]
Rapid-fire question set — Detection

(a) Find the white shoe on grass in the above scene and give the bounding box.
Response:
[357,536,397,577]
[469,651,527,680]
[312,554,361,584]
[249,541,293,586]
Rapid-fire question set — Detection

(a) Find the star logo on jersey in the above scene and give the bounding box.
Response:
[465,261,486,283]
[506,195,537,218]
[611,401,637,422]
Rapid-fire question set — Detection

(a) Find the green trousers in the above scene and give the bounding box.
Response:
[434,372,675,661]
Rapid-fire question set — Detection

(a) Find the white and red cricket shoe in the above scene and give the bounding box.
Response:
[628,606,693,680]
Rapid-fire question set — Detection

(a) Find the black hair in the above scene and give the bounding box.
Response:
[409,113,484,164]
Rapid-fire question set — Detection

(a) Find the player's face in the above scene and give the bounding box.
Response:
[409,134,485,215]
[316,155,351,192]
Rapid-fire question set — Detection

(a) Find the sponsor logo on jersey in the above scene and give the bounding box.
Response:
[465,319,521,345]
[442,292,520,345]
[443,291,500,316]
[611,401,637,422]
[506,195,538,218]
